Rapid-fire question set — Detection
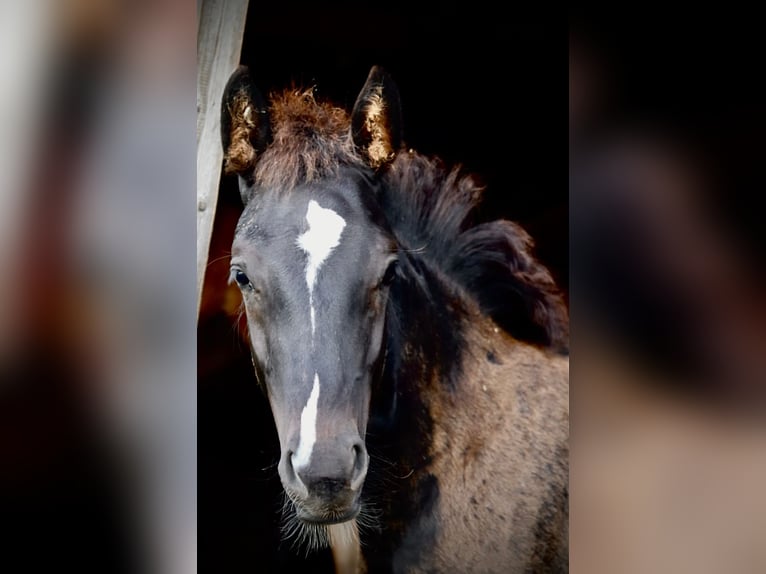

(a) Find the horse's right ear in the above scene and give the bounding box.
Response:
[220,66,271,182]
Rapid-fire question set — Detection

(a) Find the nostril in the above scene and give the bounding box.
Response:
[350,441,369,491]
[352,442,366,465]
[285,451,302,483]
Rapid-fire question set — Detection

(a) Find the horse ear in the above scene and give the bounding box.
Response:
[220,66,271,182]
[351,66,403,168]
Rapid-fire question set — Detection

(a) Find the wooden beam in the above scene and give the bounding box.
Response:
[0,5,54,359]
[196,0,249,319]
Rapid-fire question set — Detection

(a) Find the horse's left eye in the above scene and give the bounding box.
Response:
[381,260,399,287]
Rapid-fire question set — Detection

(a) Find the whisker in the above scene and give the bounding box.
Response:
[368,451,397,467]
[260,459,279,473]
[206,252,233,268]
[401,243,429,254]
[230,301,248,350]
[278,490,331,555]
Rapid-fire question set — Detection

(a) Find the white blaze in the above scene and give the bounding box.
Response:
[296,199,346,334]
[297,199,346,290]
[293,374,321,469]
[293,202,344,470]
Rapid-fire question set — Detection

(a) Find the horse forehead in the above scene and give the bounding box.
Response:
[232,184,391,286]
[242,190,377,251]
[249,180,363,224]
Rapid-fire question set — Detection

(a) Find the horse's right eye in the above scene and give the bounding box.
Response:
[230,268,252,289]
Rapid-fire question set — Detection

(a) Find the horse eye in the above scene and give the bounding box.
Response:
[231,268,252,289]
[381,260,399,287]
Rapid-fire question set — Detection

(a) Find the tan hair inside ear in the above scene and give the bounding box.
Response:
[224,91,258,175]
[363,87,394,167]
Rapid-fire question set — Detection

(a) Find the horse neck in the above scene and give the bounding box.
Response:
[359,258,470,566]
[369,256,470,464]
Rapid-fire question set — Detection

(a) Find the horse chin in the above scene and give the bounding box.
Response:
[281,495,362,553]
[296,503,360,526]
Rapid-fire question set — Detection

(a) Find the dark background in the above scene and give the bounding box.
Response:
[571,7,766,259]
[239,3,569,290]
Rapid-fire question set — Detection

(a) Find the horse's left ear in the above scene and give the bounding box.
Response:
[351,66,403,168]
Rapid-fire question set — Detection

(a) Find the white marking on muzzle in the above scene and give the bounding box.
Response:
[297,200,346,335]
[293,374,321,470]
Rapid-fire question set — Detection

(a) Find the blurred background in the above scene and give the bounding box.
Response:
[570,6,766,574]
[1,1,764,573]
[0,1,195,573]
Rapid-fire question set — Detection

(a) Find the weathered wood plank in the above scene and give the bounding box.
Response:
[197,0,249,319]
[0,4,54,359]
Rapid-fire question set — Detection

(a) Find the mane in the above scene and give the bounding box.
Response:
[253,89,360,191]
[379,152,569,352]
